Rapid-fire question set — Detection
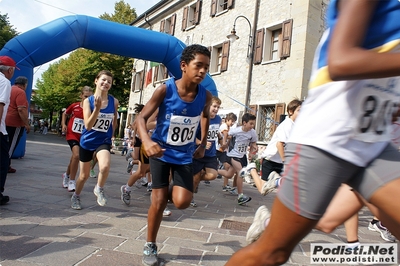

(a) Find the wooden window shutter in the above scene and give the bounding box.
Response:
[221,41,230,72]
[280,19,293,59]
[163,65,169,79]
[253,28,265,64]
[227,0,234,9]
[273,103,286,131]
[154,66,160,82]
[160,20,165,33]
[170,14,176,36]
[248,105,257,115]
[194,0,202,25]
[182,7,188,31]
[210,0,217,16]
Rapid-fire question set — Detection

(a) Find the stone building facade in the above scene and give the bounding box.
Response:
[127,0,329,144]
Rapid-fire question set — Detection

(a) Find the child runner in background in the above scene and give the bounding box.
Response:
[191,96,222,206]
[240,99,302,196]
[216,112,237,192]
[136,44,212,266]
[71,70,119,210]
[224,113,258,205]
[61,86,93,192]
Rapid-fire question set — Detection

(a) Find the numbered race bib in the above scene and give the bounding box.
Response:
[92,113,114,133]
[353,78,400,142]
[72,118,84,134]
[166,115,200,146]
[236,143,248,155]
[207,124,220,141]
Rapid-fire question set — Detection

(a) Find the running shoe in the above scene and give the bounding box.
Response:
[71,194,82,210]
[126,158,134,173]
[163,207,172,217]
[229,187,238,195]
[217,174,222,179]
[222,185,232,191]
[239,162,256,178]
[93,187,107,206]
[62,173,69,188]
[237,194,251,205]
[204,180,211,185]
[368,222,396,242]
[142,242,158,266]
[261,171,280,196]
[190,198,197,207]
[246,205,270,244]
[120,185,131,205]
[147,183,152,192]
[90,169,96,178]
[67,180,76,192]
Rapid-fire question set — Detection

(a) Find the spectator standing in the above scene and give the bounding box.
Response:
[0,56,18,205]
[6,76,30,173]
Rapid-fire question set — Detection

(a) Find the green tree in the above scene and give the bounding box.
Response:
[34,0,138,129]
[99,0,137,24]
[0,13,18,49]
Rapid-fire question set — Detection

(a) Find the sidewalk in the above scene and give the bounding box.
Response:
[0,133,398,266]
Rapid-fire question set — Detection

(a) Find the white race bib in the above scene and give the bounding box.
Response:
[72,118,84,134]
[236,143,248,155]
[352,78,400,142]
[207,124,220,141]
[166,115,200,146]
[92,113,114,133]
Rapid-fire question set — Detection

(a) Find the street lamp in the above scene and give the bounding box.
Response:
[227,15,253,62]
[227,15,255,113]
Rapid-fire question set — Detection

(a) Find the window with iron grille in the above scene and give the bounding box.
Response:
[258,105,275,142]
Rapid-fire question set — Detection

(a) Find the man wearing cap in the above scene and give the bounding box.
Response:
[6,76,30,173]
[0,55,18,205]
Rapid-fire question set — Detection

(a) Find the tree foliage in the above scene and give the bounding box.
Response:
[0,13,18,49]
[34,0,138,122]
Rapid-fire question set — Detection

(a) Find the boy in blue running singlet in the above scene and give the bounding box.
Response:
[227,1,400,265]
[70,70,119,210]
[136,44,212,266]
[192,96,222,205]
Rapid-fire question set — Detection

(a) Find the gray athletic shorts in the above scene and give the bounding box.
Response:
[278,142,400,220]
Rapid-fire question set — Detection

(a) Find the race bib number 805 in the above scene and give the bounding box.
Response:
[166,115,200,146]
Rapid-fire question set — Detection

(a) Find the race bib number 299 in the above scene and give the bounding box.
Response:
[166,115,200,146]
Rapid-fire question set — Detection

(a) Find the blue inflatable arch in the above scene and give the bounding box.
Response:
[0,15,217,158]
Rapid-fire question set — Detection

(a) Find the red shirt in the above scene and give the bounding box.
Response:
[5,85,28,127]
[65,102,84,141]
